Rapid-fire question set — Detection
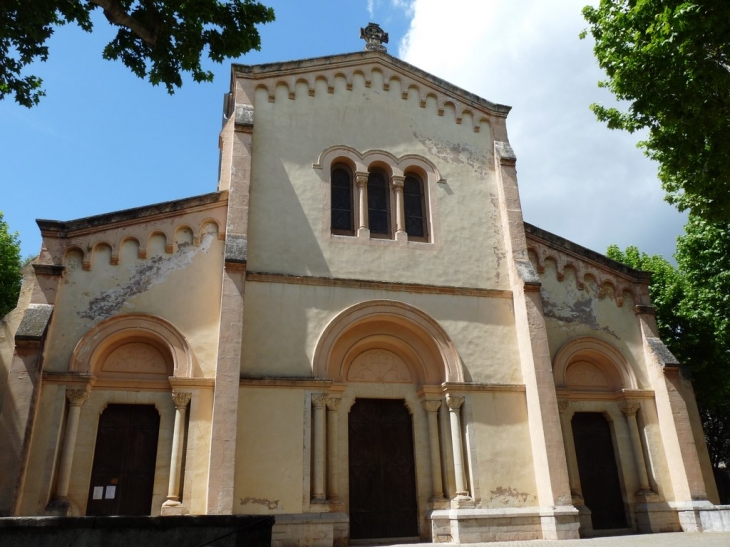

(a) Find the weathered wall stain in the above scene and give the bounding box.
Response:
[413,131,488,181]
[541,291,619,340]
[78,233,215,321]
[239,496,279,510]
[489,486,531,504]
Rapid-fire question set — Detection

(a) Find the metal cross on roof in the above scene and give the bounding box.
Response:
[360,23,389,53]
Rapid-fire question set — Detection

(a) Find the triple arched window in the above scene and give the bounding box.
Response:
[330,165,429,242]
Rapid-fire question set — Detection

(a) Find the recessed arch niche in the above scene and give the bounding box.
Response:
[70,313,197,380]
[553,336,638,392]
[313,300,463,385]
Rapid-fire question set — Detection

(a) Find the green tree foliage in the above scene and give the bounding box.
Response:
[582,1,730,221]
[1,1,275,107]
[0,212,22,318]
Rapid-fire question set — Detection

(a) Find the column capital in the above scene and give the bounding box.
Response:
[355,172,369,187]
[391,175,405,188]
[326,396,342,411]
[172,391,192,409]
[557,399,571,413]
[421,399,441,413]
[445,394,464,411]
[312,393,328,408]
[619,399,641,417]
[66,389,89,407]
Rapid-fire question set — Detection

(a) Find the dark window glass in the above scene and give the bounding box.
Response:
[367,171,390,235]
[404,175,426,239]
[331,167,353,233]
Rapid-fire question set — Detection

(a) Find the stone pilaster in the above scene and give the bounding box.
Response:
[392,175,407,241]
[162,391,192,514]
[618,399,654,496]
[326,397,341,503]
[355,172,369,238]
[446,394,472,507]
[311,394,327,503]
[422,399,445,502]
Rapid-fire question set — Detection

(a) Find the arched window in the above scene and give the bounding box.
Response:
[403,174,427,240]
[367,170,391,237]
[331,165,354,235]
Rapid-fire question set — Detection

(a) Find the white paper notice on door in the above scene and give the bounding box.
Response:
[105,485,116,499]
[92,486,103,500]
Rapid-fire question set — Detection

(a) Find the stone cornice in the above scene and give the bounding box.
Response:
[37,192,227,237]
[524,222,651,307]
[246,271,511,299]
[232,51,510,132]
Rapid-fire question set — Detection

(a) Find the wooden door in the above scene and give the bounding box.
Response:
[86,404,160,516]
[572,412,627,530]
[348,398,418,540]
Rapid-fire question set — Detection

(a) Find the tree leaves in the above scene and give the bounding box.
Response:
[0,1,275,107]
[583,1,730,221]
[0,212,22,318]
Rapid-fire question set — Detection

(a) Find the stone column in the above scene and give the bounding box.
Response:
[355,172,369,236]
[557,399,583,503]
[446,394,472,505]
[48,389,89,513]
[422,399,445,501]
[163,392,192,512]
[326,397,341,502]
[312,393,327,503]
[619,400,653,494]
[392,175,406,240]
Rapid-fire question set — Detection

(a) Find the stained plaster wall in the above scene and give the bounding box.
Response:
[534,260,648,388]
[468,391,539,508]
[243,72,509,290]
[239,281,521,384]
[41,230,224,377]
[234,387,305,515]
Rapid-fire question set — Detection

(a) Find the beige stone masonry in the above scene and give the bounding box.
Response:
[493,139,576,539]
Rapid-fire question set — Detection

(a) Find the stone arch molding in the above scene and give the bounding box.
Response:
[71,313,197,379]
[553,336,638,391]
[313,300,463,385]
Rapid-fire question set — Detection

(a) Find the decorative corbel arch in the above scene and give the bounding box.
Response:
[313,299,463,385]
[70,313,197,379]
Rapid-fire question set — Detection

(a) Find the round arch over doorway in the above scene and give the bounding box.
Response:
[313,299,463,385]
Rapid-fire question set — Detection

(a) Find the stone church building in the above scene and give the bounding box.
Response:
[2,35,729,544]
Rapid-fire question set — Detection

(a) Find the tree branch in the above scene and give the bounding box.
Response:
[89,0,157,46]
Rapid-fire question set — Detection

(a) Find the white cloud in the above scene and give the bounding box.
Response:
[399,0,685,260]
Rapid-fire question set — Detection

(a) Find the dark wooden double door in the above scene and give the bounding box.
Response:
[349,398,419,540]
[86,404,160,516]
[572,412,628,530]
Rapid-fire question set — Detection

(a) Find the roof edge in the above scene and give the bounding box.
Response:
[37,191,227,234]
[524,222,652,282]
[232,50,511,116]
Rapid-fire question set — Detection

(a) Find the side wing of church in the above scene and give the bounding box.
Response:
[1,47,727,544]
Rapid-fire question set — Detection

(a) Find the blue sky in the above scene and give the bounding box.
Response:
[1,0,685,261]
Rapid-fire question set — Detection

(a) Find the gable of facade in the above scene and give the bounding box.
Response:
[0,48,727,545]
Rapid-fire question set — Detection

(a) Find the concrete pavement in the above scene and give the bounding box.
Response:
[382,532,730,547]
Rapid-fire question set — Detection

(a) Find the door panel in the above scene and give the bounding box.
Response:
[349,399,418,540]
[86,404,160,516]
[572,412,627,530]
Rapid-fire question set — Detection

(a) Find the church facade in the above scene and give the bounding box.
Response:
[1,46,728,545]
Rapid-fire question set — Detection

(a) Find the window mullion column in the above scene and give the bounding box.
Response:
[355,171,369,238]
[392,175,406,241]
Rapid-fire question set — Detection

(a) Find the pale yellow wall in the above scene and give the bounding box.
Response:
[535,261,648,388]
[467,391,539,508]
[244,72,509,290]
[42,230,224,377]
[240,281,522,384]
[234,388,304,515]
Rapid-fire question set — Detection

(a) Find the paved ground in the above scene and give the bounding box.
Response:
[381,532,730,547]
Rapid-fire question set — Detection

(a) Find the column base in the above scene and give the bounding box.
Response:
[395,230,408,242]
[45,498,71,517]
[450,494,474,509]
[161,499,189,516]
[357,228,370,238]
